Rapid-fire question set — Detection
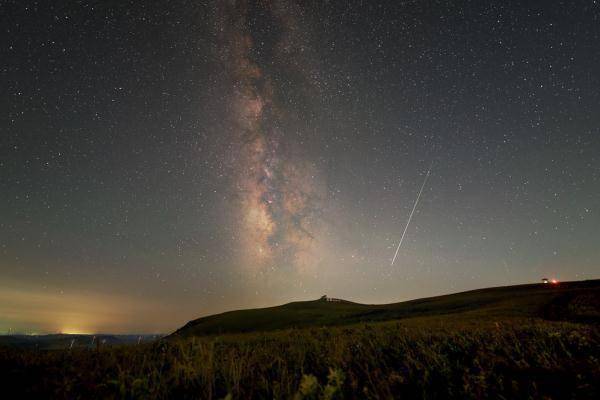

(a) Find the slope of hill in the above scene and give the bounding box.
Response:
[171,279,600,338]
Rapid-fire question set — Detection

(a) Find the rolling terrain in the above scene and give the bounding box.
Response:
[2,280,599,399]
[171,279,600,337]
[0,334,161,350]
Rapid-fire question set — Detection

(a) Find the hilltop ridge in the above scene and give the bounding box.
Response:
[171,279,600,338]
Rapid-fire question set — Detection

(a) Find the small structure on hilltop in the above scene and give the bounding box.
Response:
[541,278,559,285]
[320,295,343,303]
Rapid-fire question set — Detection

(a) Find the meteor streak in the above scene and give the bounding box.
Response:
[391,164,432,266]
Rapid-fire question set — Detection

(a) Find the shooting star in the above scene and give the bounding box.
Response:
[391,164,432,266]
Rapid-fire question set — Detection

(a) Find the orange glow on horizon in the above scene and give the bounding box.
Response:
[60,328,91,335]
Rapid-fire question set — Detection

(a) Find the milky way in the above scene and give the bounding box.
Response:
[217,0,325,271]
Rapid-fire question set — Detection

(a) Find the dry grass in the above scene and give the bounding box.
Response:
[1,319,599,399]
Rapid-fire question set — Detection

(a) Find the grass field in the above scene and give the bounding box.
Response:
[2,280,599,399]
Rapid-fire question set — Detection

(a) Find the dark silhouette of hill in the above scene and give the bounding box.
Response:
[171,279,600,338]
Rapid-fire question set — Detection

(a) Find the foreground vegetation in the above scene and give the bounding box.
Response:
[2,319,599,399]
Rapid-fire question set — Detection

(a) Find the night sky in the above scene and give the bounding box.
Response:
[2,0,599,334]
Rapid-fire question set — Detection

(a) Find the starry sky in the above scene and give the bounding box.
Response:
[2,0,599,334]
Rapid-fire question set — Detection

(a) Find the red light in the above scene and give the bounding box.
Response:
[551,279,559,284]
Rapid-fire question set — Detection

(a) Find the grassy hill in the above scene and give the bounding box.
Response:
[2,279,599,399]
[172,279,600,337]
